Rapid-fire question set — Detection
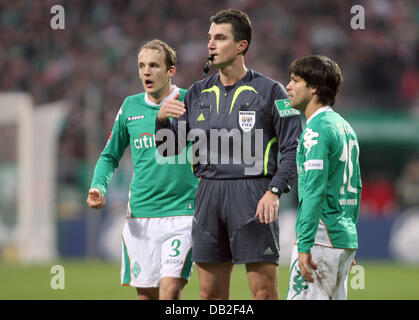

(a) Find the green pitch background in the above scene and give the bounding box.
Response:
[0,260,418,300]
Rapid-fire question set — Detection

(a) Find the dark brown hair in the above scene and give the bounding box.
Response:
[289,55,343,106]
[210,9,252,55]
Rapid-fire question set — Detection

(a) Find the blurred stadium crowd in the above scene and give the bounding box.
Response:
[0,0,418,218]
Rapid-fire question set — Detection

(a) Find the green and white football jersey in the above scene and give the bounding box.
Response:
[90,86,198,218]
[296,107,362,253]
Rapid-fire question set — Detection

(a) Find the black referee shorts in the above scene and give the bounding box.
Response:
[191,177,279,265]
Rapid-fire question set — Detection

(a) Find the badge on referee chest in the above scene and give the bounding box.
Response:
[239,111,256,132]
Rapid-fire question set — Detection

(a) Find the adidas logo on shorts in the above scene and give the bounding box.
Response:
[263,247,274,255]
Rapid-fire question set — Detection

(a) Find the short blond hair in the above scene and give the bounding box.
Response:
[138,39,177,70]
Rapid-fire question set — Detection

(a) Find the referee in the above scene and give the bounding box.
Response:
[156,9,302,300]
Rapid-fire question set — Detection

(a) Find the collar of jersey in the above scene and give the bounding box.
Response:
[306,106,333,125]
[215,68,252,88]
[144,85,180,107]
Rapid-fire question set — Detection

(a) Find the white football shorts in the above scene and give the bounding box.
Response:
[286,244,356,300]
[121,216,193,288]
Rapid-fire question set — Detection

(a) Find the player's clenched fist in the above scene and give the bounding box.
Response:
[157,93,186,122]
[86,187,106,209]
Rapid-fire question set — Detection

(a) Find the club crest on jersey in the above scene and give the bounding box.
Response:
[239,111,256,132]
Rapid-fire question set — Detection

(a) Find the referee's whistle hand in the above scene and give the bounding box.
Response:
[87,188,106,209]
[255,191,279,224]
[157,93,186,122]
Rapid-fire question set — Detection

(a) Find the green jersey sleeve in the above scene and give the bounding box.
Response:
[90,99,130,195]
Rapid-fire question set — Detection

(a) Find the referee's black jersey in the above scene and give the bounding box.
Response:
[155,69,302,194]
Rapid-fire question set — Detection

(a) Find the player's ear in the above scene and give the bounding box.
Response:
[167,65,176,78]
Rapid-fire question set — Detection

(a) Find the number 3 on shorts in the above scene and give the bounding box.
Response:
[169,239,181,257]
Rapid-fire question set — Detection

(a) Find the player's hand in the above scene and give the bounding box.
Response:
[255,191,279,224]
[157,93,186,122]
[298,252,318,283]
[86,188,106,209]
